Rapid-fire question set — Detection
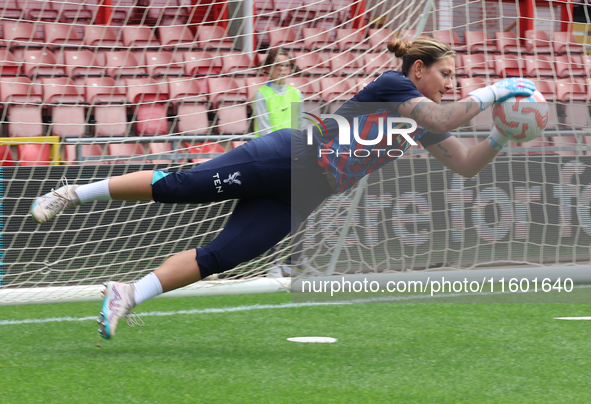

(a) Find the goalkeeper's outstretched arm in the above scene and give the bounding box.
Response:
[396,78,537,135]
[425,127,506,178]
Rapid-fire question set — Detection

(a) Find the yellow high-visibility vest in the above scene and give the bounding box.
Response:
[254,84,301,137]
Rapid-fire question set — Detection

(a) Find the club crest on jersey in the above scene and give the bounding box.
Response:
[224,172,242,185]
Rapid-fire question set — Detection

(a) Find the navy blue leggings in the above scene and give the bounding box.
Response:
[151,129,332,278]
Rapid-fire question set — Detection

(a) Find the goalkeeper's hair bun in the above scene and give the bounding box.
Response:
[387,36,456,76]
[387,38,412,58]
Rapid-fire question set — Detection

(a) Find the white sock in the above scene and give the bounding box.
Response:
[133,272,163,305]
[76,179,112,204]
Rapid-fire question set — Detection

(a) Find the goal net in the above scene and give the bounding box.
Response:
[1,0,590,304]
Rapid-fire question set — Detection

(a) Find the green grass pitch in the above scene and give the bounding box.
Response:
[1,293,591,403]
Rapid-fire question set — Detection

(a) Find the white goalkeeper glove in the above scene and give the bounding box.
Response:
[469,78,537,111]
[487,126,510,151]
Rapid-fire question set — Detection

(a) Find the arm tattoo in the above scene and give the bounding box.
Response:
[437,143,452,159]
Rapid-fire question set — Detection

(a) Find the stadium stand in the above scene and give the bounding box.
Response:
[1,76,44,137]
[41,76,87,137]
[464,30,498,53]
[524,30,552,54]
[494,31,522,54]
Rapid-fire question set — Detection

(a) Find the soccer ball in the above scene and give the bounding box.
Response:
[492,90,549,143]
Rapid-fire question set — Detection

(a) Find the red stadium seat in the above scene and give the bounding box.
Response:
[3,21,44,56]
[41,77,86,137]
[0,145,15,166]
[107,143,146,164]
[54,0,94,24]
[494,32,522,54]
[524,30,551,54]
[220,52,258,76]
[121,26,160,48]
[335,28,369,52]
[555,79,587,102]
[17,144,50,166]
[328,52,364,76]
[308,0,339,35]
[1,77,43,137]
[366,28,394,51]
[206,77,248,105]
[168,78,210,135]
[267,27,304,51]
[145,0,190,26]
[433,30,466,52]
[83,25,123,48]
[301,28,333,51]
[157,25,198,50]
[460,53,496,77]
[126,78,170,135]
[581,55,591,78]
[332,0,352,28]
[363,52,399,75]
[464,31,498,53]
[0,1,25,20]
[103,50,147,78]
[84,76,128,137]
[43,23,84,50]
[0,49,20,76]
[142,50,185,77]
[104,0,132,25]
[494,56,524,78]
[553,31,584,55]
[27,0,59,21]
[59,49,106,81]
[523,55,555,78]
[182,51,223,76]
[253,0,280,48]
[555,54,586,78]
[275,0,316,35]
[20,49,66,78]
[182,142,225,163]
[292,51,330,76]
[197,25,236,51]
[206,77,248,134]
[64,144,105,164]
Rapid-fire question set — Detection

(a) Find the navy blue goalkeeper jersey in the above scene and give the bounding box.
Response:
[311,71,452,193]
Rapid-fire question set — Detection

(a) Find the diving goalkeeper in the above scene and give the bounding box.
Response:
[30,36,536,339]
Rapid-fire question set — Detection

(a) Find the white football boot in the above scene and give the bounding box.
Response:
[30,178,80,224]
[98,282,142,340]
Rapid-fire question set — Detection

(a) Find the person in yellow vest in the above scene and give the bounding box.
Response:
[252,49,306,137]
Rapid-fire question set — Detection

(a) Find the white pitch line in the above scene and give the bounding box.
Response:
[2,284,591,326]
[0,301,348,326]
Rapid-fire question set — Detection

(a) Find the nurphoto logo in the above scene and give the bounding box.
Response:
[304,112,418,158]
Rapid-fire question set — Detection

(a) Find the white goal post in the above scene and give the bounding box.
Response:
[1,0,591,304]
